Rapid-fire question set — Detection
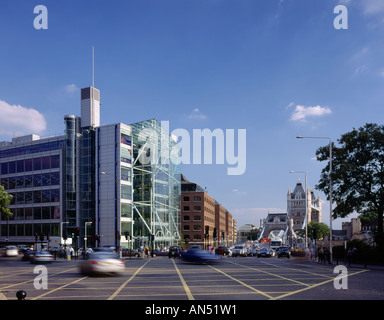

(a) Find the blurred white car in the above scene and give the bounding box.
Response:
[2,246,19,257]
[31,251,53,263]
[79,252,125,276]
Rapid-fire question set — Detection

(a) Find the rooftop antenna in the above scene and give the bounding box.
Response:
[92,46,95,88]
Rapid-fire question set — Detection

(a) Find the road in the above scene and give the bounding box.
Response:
[1,254,383,302]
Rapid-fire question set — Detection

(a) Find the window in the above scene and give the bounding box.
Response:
[25,191,33,204]
[17,160,24,173]
[121,167,131,182]
[183,206,190,212]
[33,174,42,187]
[1,178,8,190]
[193,196,201,202]
[16,176,24,189]
[33,190,42,203]
[193,235,202,240]
[193,206,202,212]
[193,225,202,231]
[33,158,41,171]
[42,173,50,186]
[24,175,33,188]
[193,215,201,221]
[51,189,60,202]
[121,185,132,200]
[25,159,33,172]
[8,161,16,174]
[121,133,131,146]
[183,225,190,231]
[41,156,50,170]
[1,163,8,175]
[33,207,41,219]
[42,207,50,219]
[42,190,51,203]
[50,155,60,169]
[183,196,190,201]
[183,215,190,221]
[51,172,60,185]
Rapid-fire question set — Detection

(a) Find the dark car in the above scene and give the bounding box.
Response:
[181,248,221,264]
[257,247,272,258]
[22,250,35,261]
[278,247,291,258]
[168,246,182,258]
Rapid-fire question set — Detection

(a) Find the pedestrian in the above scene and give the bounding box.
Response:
[319,247,324,263]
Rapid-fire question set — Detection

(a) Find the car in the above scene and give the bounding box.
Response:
[79,252,126,276]
[181,248,221,264]
[31,251,53,264]
[278,247,291,258]
[22,250,36,261]
[168,246,182,258]
[232,245,247,257]
[2,246,19,257]
[247,248,257,256]
[257,247,272,258]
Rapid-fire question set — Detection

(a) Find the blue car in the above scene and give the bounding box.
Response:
[181,248,222,264]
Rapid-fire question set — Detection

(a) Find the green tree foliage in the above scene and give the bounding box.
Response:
[307,221,330,243]
[315,123,384,253]
[0,185,13,217]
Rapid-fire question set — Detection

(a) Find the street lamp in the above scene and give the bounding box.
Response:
[296,136,333,264]
[85,221,92,250]
[290,170,308,250]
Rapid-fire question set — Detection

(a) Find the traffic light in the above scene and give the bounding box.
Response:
[39,234,44,241]
[75,227,80,237]
[205,225,209,235]
[213,228,217,239]
[35,233,38,242]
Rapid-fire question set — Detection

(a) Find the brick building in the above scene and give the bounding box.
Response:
[181,175,235,248]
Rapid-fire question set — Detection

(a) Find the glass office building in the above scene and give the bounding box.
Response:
[0,87,181,250]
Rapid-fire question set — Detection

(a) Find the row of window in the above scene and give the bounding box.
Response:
[1,206,60,221]
[183,206,202,212]
[0,141,64,160]
[1,171,60,190]
[0,222,60,237]
[183,215,201,221]
[0,154,60,175]
[183,225,202,231]
[183,196,202,202]
[8,189,60,205]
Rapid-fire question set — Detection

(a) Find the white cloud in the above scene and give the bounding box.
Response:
[65,84,79,94]
[289,104,332,122]
[188,108,207,120]
[0,100,47,137]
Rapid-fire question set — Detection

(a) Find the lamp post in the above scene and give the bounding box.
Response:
[296,136,333,264]
[290,170,308,250]
[85,221,92,250]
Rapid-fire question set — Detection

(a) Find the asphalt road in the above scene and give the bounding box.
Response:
[1,254,383,302]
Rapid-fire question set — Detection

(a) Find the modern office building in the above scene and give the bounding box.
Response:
[0,86,181,250]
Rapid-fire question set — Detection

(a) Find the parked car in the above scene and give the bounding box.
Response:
[257,247,272,258]
[2,246,19,257]
[168,246,182,258]
[232,245,247,257]
[31,251,53,264]
[278,247,291,258]
[79,252,125,276]
[181,248,221,264]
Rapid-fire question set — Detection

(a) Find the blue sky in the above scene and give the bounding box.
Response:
[1,0,384,229]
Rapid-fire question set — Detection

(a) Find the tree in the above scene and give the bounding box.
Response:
[315,123,384,254]
[307,221,330,245]
[0,185,12,217]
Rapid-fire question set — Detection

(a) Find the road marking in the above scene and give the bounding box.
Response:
[229,261,311,287]
[171,259,195,300]
[32,276,88,300]
[107,259,151,300]
[271,269,369,300]
[209,265,274,299]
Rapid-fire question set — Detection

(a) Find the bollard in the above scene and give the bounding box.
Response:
[16,290,27,300]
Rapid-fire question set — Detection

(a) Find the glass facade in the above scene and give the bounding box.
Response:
[131,119,181,249]
[0,137,64,242]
